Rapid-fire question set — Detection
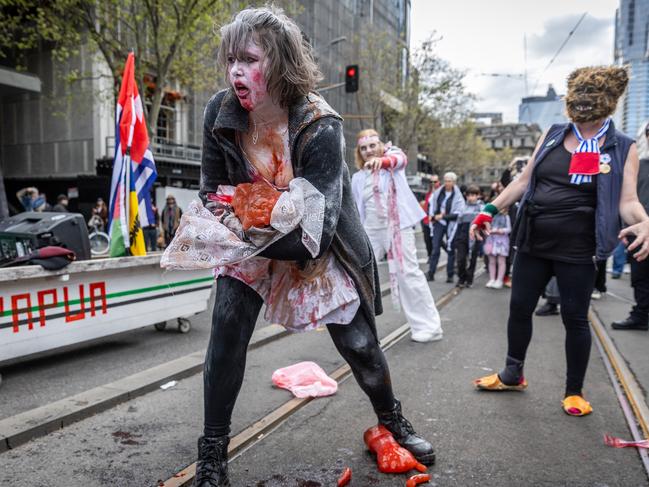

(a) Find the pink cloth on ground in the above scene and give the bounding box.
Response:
[271,361,338,398]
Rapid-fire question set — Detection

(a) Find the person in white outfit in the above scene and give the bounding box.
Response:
[351,129,443,342]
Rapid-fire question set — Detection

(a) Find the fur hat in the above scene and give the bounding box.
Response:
[565,66,628,123]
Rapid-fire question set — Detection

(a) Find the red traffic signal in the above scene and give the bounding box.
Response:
[345,64,359,93]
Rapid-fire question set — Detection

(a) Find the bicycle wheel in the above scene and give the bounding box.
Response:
[89,231,110,255]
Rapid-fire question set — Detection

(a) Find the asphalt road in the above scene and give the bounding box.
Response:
[0,247,451,486]
[2,264,647,486]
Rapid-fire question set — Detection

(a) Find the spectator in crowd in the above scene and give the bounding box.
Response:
[431,174,441,191]
[454,185,483,288]
[92,198,109,230]
[610,241,627,279]
[535,277,561,316]
[420,180,434,257]
[161,195,182,246]
[427,171,465,283]
[143,202,160,252]
[612,120,649,331]
[16,187,46,212]
[52,194,69,212]
[484,208,511,289]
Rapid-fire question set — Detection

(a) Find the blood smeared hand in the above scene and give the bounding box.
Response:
[231,181,281,230]
[364,425,427,474]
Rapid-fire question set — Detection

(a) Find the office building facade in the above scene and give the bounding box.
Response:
[614,0,649,137]
[518,85,567,131]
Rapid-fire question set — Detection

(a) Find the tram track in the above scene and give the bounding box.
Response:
[589,307,649,477]
[159,270,471,487]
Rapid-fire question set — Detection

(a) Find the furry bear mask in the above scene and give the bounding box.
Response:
[565,66,628,123]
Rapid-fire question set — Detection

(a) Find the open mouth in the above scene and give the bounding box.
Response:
[234,82,250,98]
[574,104,593,112]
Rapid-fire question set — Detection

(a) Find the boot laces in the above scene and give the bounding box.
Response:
[395,413,415,435]
[196,439,226,485]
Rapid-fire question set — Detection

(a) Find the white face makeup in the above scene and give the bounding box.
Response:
[227,39,269,112]
[358,140,381,162]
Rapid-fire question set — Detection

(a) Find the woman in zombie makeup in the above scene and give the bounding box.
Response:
[193,7,435,485]
[351,129,443,342]
[471,66,649,417]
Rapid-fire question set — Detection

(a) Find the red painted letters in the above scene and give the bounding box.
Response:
[11,294,34,333]
[63,285,86,323]
[37,289,58,327]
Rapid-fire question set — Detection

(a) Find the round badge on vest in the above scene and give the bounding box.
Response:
[599,153,612,174]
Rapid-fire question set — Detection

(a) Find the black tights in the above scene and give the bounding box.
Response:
[203,276,396,437]
[507,252,595,396]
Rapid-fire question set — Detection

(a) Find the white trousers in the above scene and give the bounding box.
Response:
[365,226,443,335]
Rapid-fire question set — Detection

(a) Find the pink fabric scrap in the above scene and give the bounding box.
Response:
[271,361,338,398]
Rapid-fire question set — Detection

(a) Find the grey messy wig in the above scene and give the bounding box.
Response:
[217,6,322,108]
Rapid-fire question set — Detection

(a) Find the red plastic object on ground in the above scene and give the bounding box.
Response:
[231,181,281,230]
[337,467,352,486]
[406,473,431,486]
[363,425,427,474]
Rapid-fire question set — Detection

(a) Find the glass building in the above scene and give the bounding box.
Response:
[614,0,649,137]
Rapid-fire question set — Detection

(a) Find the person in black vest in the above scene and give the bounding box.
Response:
[471,66,649,417]
[612,121,649,331]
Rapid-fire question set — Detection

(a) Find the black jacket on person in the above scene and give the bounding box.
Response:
[199,89,382,334]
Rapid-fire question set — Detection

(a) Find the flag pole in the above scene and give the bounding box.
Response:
[124,148,131,254]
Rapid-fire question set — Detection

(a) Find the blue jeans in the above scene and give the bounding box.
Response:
[612,241,626,276]
[428,222,455,278]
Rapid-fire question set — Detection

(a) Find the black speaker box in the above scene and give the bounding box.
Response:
[0,212,91,266]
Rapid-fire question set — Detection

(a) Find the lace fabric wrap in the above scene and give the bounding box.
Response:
[160,177,325,269]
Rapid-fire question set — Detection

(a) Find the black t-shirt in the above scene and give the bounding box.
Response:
[522,144,597,264]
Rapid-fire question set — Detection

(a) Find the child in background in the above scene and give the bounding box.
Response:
[454,185,483,288]
[485,208,511,289]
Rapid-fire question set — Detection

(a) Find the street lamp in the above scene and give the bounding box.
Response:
[314,36,347,56]
[314,36,349,93]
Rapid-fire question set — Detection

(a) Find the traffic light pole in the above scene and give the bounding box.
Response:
[317,82,346,93]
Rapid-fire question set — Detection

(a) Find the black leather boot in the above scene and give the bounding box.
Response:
[377,400,435,465]
[194,435,230,487]
[535,302,559,316]
[611,317,649,331]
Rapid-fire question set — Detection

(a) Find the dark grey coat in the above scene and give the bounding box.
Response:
[199,89,383,334]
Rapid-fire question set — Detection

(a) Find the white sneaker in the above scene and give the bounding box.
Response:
[591,290,602,300]
[486,279,495,288]
[492,280,503,289]
[411,331,444,343]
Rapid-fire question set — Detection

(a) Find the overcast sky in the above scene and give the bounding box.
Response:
[410,0,620,122]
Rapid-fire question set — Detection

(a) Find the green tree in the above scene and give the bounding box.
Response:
[0,0,234,136]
